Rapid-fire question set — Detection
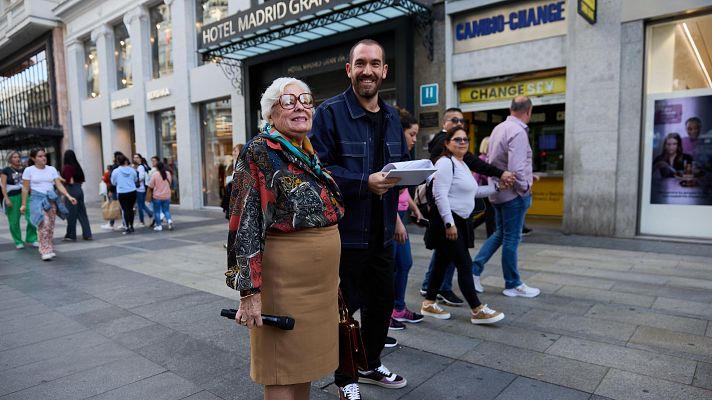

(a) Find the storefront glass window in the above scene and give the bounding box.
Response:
[0,49,53,128]
[200,98,233,206]
[641,13,712,239]
[195,0,229,65]
[115,23,132,89]
[155,109,179,203]
[84,40,100,98]
[150,3,173,79]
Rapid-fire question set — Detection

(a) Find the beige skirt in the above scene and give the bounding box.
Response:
[250,224,341,385]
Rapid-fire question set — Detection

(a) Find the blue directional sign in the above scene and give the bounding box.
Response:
[420,83,439,107]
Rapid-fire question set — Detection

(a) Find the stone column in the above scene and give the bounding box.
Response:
[91,24,121,164]
[168,0,202,208]
[124,5,156,158]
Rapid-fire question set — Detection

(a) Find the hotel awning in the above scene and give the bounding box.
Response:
[0,126,63,150]
[198,0,432,85]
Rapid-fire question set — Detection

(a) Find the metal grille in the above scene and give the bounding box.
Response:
[0,50,55,128]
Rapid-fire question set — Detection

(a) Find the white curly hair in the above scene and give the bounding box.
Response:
[259,77,311,132]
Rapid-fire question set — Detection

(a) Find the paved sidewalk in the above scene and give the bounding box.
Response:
[1,205,712,399]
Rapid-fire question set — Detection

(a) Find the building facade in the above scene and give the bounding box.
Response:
[438,0,712,240]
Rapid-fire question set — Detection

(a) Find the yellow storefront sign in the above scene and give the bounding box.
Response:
[529,176,564,217]
[460,75,566,103]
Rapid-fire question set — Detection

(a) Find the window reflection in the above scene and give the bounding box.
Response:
[115,23,132,89]
[84,40,100,97]
[200,98,233,206]
[150,4,173,79]
[195,0,229,64]
[155,109,179,203]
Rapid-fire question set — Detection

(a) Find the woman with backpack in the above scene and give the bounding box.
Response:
[61,149,93,241]
[420,126,505,325]
[148,161,173,231]
[110,154,137,234]
[132,153,154,227]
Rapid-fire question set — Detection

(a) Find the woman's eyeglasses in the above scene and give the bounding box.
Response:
[450,137,469,144]
[278,93,314,110]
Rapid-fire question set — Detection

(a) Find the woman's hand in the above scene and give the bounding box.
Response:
[413,208,424,223]
[394,216,408,244]
[235,293,263,329]
[4,198,11,208]
[67,196,78,205]
[20,205,26,214]
[446,225,458,241]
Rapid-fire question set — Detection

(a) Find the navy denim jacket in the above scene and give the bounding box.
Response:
[309,87,409,249]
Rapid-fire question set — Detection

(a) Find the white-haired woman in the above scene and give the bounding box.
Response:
[226,77,344,400]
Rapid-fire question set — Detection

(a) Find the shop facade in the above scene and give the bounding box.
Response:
[438,0,712,240]
[56,0,245,207]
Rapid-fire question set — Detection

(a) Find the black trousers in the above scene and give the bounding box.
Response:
[118,191,137,229]
[426,215,482,309]
[65,183,92,240]
[334,243,395,386]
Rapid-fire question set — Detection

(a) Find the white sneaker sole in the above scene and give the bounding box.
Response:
[420,308,451,320]
[471,312,505,324]
[358,376,407,389]
[502,289,541,298]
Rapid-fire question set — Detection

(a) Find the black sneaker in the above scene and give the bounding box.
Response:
[358,364,407,389]
[384,336,398,348]
[437,290,464,306]
[389,318,405,330]
[522,226,533,236]
[338,383,361,400]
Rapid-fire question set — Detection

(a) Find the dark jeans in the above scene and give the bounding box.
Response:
[118,191,137,229]
[65,183,92,240]
[334,244,395,387]
[425,215,481,309]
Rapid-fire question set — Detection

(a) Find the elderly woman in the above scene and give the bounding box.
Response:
[226,77,344,400]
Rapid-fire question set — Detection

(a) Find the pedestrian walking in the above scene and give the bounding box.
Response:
[390,109,424,331]
[1,151,37,249]
[101,152,124,231]
[227,77,345,400]
[20,148,76,261]
[420,109,515,304]
[421,126,505,325]
[310,39,408,400]
[147,162,173,231]
[471,96,541,298]
[132,153,154,227]
[110,153,138,235]
[61,149,93,241]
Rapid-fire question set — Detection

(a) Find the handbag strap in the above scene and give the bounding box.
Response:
[338,288,349,323]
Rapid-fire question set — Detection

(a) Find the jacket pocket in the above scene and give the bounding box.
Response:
[386,141,402,163]
[338,141,367,157]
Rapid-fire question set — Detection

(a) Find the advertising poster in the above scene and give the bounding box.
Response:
[650,94,712,205]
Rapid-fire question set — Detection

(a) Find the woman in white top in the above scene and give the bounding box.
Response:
[420,127,505,325]
[20,148,77,261]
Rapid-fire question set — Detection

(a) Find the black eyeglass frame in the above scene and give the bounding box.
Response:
[277,93,314,110]
[449,117,467,124]
[450,137,470,144]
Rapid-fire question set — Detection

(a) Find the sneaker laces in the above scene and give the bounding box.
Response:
[478,304,496,315]
[375,364,393,377]
[428,303,445,313]
[340,383,360,399]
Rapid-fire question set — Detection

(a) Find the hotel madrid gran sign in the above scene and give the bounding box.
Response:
[453,0,567,53]
[199,0,351,50]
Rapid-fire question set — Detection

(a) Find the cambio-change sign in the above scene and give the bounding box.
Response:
[453,0,567,53]
[199,0,351,50]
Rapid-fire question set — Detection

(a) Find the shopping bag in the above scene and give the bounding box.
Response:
[102,199,121,221]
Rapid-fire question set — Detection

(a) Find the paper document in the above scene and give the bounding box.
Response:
[381,160,437,186]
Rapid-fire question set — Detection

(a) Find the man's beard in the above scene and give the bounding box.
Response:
[352,76,381,99]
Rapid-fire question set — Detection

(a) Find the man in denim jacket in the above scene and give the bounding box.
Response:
[310,39,409,400]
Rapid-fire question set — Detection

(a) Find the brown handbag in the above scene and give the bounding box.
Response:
[336,289,369,378]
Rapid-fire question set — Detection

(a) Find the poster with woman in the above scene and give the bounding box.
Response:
[650,94,712,205]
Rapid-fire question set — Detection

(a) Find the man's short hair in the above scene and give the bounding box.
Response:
[686,117,702,126]
[510,97,532,113]
[442,107,463,122]
[348,39,385,64]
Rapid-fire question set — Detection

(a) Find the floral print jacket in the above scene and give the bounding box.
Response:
[225,134,344,293]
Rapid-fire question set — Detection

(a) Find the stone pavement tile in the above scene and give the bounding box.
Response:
[530,272,616,290]
[54,298,114,316]
[173,231,226,243]
[694,362,712,390]
[629,263,711,279]
[585,304,707,335]
[388,322,482,359]
[652,297,712,320]
[172,313,251,360]
[127,291,223,320]
[546,336,696,384]
[629,326,712,362]
[481,276,562,295]
[555,286,655,308]
[95,314,156,338]
[494,376,591,400]
[0,341,135,396]
[135,331,245,387]
[88,371,202,400]
[677,260,712,272]
[70,305,136,329]
[462,341,608,393]
[555,257,634,272]
[0,314,87,351]
[594,369,712,400]
[440,320,560,352]
[0,311,83,335]
[0,302,47,322]
[122,238,194,251]
[0,265,28,277]
[93,281,197,309]
[0,330,109,371]
[494,292,595,316]
[0,354,166,400]
[111,323,176,350]
[23,285,96,308]
[707,322,712,338]
[180,391,224,400]
[514,309,637,343]
[201,374,263,400]
[612,281,712,304]
[405,360,516,400]
[666,276,712,291]
[134,299,227,329]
